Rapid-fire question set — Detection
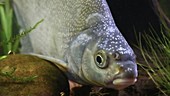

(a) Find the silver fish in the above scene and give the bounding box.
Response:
[13,0,138,90]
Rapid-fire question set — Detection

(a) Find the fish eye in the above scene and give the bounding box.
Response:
[94,50,107,68]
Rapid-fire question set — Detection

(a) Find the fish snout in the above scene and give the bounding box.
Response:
[118,62,138,79]
[106,61,138,90]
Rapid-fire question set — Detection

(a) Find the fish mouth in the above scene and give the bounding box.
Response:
[105,78,137,90]
[105,61,138,90]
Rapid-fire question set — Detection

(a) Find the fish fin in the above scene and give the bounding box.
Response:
[27,53,68,72]
[54,62,68,73]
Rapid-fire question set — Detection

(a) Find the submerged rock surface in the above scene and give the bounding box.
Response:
[0,54,69,96]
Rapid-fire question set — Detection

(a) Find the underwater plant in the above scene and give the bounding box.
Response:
[0,0,43,57]
[0,0,13,55]
[138,23,170,95]
[0,66,38,83]
[0,1,41,83]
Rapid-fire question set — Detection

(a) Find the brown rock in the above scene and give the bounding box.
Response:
[0,54,69,96]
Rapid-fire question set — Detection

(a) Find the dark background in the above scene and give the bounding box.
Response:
[0,0,161,54]
[106,0,161,45]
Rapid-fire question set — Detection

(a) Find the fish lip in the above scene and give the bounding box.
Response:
[105,77,137,90]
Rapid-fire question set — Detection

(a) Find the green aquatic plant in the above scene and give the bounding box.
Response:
[0,66,38,83]
[0,55,6,60]
[0,0,43,56]
[7,19,44,52]
[0,0,13,54]
[138,24,170,95]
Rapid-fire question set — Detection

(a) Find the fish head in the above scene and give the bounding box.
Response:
[80,24,138,90]
[67,13,137,90]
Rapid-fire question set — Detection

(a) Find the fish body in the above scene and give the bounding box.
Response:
[13,0,138,90]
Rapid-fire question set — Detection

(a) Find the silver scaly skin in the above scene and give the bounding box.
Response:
[13,0,138,90]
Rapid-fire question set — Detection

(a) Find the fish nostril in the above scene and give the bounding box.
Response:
[113,52,121,60]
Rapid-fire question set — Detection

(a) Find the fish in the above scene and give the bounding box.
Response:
[13,0,138,90]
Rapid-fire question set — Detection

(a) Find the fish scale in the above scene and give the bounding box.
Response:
[13,0,138,90]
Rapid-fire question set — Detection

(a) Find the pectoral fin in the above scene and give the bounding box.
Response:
[28,53,68,72]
